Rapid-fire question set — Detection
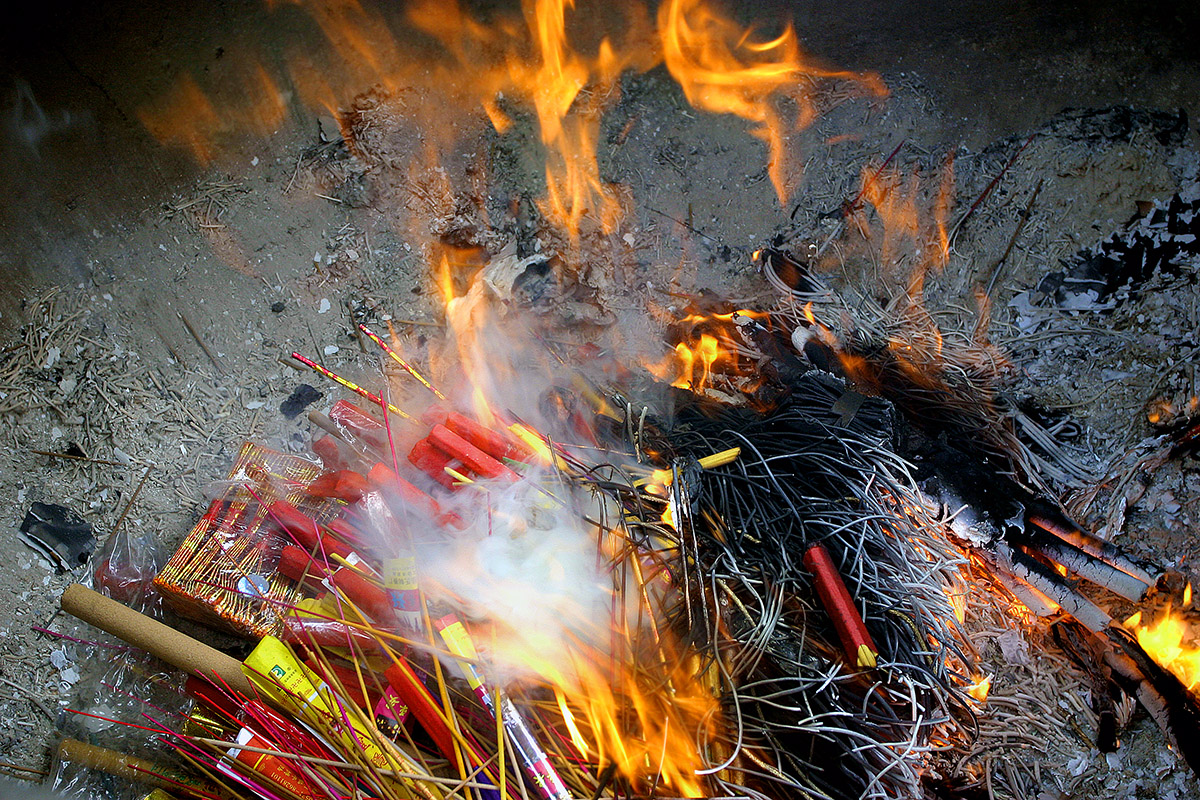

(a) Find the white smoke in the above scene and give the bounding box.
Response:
[415,471,613,681]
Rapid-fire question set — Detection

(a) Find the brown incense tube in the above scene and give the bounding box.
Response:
[60,584,255,697]
[58,738,219,797]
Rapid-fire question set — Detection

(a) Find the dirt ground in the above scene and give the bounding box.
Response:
[1,0,1199,797]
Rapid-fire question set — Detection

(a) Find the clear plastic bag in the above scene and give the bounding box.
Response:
[92,522,163,617]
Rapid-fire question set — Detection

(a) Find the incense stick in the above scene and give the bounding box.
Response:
[29,449,126,466]
[289,352,411,419]
[178,311,223,373]
[359,323,446,400]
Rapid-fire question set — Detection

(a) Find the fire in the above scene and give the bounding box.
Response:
[555,685,590,756]
[658,0,885,203]
[408,0,657,238]
[966,674,991,704]
[418,463,717,794]
[1147,395,1200,426]
[648,311,776,397]
[137,76,224,165]
[138,61,288,166]
[420,242,723,795]
[854,155,955,291]
[670,334,721,391]
[484,624,716,795]
[137,0,883,244]
[1125,604,1200,692]
[811,154,1014,454]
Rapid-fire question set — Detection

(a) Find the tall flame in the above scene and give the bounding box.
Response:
[405,0,657,238]
[658,0,885,203]
[422,221,721,795]
[139,0,883,240]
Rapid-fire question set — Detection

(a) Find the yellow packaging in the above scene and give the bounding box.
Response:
[242,636,443,800]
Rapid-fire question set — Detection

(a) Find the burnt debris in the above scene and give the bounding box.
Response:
[1038,183,1200,307]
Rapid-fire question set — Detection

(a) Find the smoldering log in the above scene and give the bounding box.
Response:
[989,542,1113,633]
[1026,505,1161,588]
[990,568,1061,618]
[1014,529,1152,602]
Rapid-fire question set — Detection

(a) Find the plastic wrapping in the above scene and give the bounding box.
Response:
[92,516,162,617]
[152,442,343,638]
[51,653,191,800]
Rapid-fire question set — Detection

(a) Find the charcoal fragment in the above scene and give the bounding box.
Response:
[280,384,323,419]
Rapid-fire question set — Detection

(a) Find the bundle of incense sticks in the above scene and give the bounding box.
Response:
[58,365,731,799]
[154,442,344,637]
[59,402,598,799]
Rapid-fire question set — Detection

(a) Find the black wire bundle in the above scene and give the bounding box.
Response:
[646,373,973,800]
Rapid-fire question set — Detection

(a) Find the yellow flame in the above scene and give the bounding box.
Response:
[1126,605,1200,693]
[469,613,714,795]
[966,674,991,704]
[947,588,967,626]
[555,686,590,757]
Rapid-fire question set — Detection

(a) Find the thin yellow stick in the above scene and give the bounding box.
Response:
[188,738,495,788]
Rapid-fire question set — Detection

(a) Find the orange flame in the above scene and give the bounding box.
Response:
[398,0,657,239]
[423,477,718,795]
[137,76,223,165]
[647,311,774,397]
[659,0,885,204]
[966,674,991,703]
[138,58,290,166]
[479,617,716,795]
[139,0,881,243]
[848,154,957,338]
[1148,395,1200,426]
[427,262,722,791]
[1126,602,1200,693]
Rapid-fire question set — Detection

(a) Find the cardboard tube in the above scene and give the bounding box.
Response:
[57,738,218,796]
[60,584,255,697]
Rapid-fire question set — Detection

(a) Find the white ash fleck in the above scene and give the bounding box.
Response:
[995,628,1031,665]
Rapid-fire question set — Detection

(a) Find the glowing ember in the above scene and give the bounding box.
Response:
[966,674,991,704]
